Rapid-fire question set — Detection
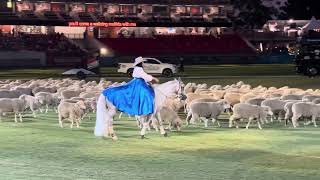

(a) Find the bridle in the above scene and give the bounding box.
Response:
[154,79,186,100]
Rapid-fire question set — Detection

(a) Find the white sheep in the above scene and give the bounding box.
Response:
[291,102,320,128]
[35,92,60,113]
[58,100,86,128]
[0,98,27,122]
[19,95,41,117]
[281,94,303,100]
[224,92,241,106]
[302,95,320,102]
[151,107,183,131]
[245,98,265,106]
[312,98,320,104]
[229,103,273,129]
[0,90,23,98]
[32,86,56,94]
[186,100,230,127]
[185,93,214,112]
[261,99,288,122]
[11,87,32,95]
[283,100,303,126]
[61,89,83,100]
[163,96,185,112]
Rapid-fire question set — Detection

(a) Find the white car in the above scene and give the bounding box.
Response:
[117,58,178,77]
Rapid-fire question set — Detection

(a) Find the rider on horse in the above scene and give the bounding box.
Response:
[94,57,159,137]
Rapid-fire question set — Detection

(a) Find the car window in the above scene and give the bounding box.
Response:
[145,59,160,64]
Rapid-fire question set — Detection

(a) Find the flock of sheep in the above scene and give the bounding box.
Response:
[181,81,320,129]
[0,78,113,127]
[0,78,319,134]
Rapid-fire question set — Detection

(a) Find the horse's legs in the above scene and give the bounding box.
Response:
[102,102,117,140]
[140,116,149,138]
[156,112,167,136]
[118,112,123,119]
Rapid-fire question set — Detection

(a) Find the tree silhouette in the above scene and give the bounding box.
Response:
[231,0,277,29]
[281,0,320,19]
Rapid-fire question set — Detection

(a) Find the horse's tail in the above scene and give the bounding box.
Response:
[94,94,109,137]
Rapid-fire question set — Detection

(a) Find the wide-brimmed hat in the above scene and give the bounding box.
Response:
[133,56,146,67]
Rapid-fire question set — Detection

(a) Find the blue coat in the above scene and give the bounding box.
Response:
[102,78,155,116]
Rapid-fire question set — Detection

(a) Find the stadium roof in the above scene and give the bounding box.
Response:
[16,0,230,5]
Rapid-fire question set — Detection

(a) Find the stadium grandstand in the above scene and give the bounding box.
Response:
[0,0,257,69]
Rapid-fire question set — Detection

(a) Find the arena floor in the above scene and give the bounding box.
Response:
[1,64,320,179]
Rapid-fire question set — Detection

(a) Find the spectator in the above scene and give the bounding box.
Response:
[179,57,184,72]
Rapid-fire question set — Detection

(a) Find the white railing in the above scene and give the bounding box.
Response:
[64,33,84,39]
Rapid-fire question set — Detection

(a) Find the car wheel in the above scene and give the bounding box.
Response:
[76,71,86,79]
[162,69,173,77]
[307,67,318,77]
[127,68,134,77]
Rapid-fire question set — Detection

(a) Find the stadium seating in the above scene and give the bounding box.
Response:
[99,34,256,56]
[0,33,87,66]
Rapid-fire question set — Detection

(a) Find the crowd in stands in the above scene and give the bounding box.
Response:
[0,31,86,57]
[101,34,255,56]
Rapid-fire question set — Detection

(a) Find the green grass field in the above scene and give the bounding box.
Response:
[1,64,320,179]
[0,112,320,179]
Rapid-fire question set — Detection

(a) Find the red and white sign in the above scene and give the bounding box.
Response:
[69,21,137,27]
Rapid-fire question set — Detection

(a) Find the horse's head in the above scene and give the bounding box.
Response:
[156,78,186,101]
[172,78,187,101]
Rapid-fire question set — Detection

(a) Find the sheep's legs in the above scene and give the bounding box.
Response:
[76,120,80,128]
[70,120,74,128]
[229,117,233,128]
[58,115,63,128]
[45,104,49,113]
[278,112,283,122]
[201,117,208,128]
[257,120,262,130]
[30,106,37,118]
[19,113,22,122]
[185,111,192,126]
[246,118,253,129]
[229,115,238,128]
[32,111,36,118]
[312,116,318,128]
[212,118,220,127]
[292,115,300,128]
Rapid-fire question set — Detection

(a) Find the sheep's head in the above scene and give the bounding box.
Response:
[220,100,231,110]
[76,101,87,110]
[173,118,183,131]
[262,106,273,116]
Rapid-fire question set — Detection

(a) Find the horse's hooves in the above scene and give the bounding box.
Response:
[163,132,168,137]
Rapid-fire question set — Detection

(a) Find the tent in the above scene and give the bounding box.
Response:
[302,17,320,33]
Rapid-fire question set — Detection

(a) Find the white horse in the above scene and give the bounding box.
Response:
[94,78,186,140]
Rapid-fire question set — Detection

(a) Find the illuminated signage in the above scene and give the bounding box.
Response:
[68,21,137,27]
